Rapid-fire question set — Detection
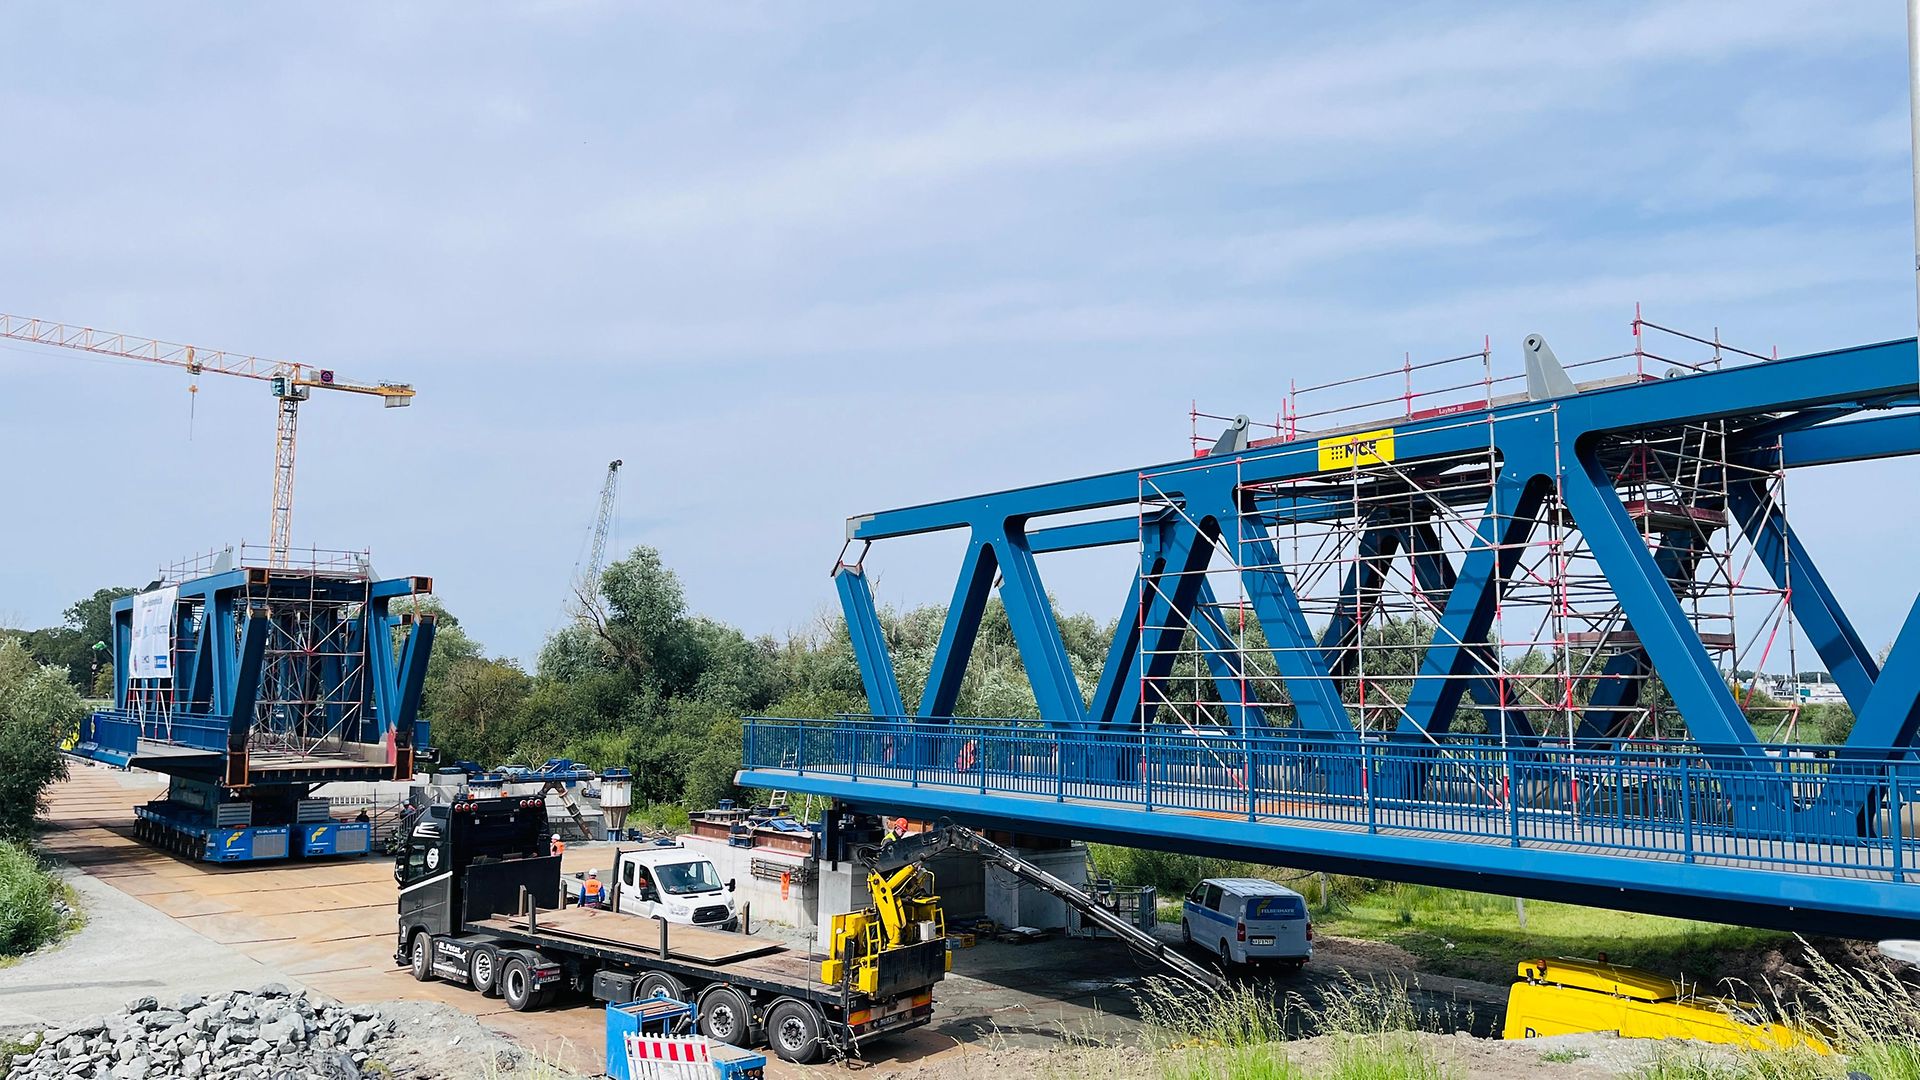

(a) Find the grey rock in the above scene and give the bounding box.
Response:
[346,1005,379,1021]
[254,982,290,998]
[175,993,204,1012]
[103,1016,137,1046]
[123,996,158,1015]
[260,1013,306,1047]
[155,1023,190,1045]
[227,1005,256,1024]
[312,1048,361,1080]
[141,1009,186,1029]
[344,1020,376,1050]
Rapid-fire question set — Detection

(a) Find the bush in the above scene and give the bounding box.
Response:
[0,639,80,841]
[0,842,62,957]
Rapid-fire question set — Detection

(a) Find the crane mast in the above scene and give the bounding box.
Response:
[0,313,413,565]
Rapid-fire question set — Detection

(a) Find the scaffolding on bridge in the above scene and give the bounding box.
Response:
[1150,318,1803,752]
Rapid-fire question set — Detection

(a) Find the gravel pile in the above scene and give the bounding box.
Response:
[6,983,395,1079]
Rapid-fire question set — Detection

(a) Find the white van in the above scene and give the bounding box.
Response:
[594,841,740,930]
[1181,878,1311,969]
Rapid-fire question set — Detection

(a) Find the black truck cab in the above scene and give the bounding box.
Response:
[395,796,559,957]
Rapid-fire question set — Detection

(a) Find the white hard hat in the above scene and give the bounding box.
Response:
[587,869,598,878]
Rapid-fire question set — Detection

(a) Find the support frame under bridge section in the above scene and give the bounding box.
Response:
[751,326,1920,938]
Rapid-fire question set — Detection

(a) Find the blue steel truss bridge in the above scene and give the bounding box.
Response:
[739,318,1920,940]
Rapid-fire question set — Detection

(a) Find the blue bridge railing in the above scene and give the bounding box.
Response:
[743,717,1920,884]
[82,708,230,756]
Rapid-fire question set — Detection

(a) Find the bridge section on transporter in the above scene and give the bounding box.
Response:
[72,545,437,862]
[738,316,1920,940]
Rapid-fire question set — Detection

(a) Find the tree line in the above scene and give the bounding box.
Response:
[7,547,1858,818]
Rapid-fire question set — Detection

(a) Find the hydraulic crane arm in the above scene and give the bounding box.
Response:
[865,823,1224,991]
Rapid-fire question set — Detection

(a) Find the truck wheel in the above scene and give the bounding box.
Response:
[636,972,688,1002]
[697,986,752,1046]
[501,957,540,1012]
[766,1000,825,1064]
[469,945,500,996]
[409,931,435,982]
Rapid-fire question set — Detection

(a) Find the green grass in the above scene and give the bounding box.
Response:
[1094,845,1786,987]
[1540,1048,1590,1064]
[628,802,692,833]
[1320,1034,1456,1080]
[1310,882,1788,985]
[0,1033,41,1069]
[0,842,70,959]
[1136,973,1459,1080]
[1161,1045,1304,1080]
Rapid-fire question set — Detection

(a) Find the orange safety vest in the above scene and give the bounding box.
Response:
[583,878,602,900]
[551,837,566,857]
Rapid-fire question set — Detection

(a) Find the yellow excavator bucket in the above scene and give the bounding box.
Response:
[1503,958,1829,1053]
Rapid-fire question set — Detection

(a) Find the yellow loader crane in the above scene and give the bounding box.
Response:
[821,850,950,996]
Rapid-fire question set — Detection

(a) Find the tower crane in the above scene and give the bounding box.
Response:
[0,312,413,566]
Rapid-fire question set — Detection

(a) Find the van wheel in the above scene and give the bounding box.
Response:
[1180,920,1192,946]
[636,972,687,1001]
[409,931,435,982]
[766,1000,825,1064]
[698,986,752,1046]
[469,945,500,996]
[1220,940,1236,972]
[501,957,540,1012]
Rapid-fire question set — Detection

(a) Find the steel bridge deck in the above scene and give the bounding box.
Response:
[738,719,1920,938]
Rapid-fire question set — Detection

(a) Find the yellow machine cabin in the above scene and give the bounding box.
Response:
[821,860,951,996]
[1503,958,1827,1052]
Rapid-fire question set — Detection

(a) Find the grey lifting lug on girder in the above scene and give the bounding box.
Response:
[1212,414,1252,455]
[1524,333,1578,401]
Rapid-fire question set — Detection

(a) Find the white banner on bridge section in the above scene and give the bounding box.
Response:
[129,586,178,681]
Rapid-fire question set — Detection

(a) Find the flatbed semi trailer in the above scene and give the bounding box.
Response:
[395,795,943,1064]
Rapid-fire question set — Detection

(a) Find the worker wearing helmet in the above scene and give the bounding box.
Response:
[550,834,567,858]
[882,817,909,845]
[582,869,604,908]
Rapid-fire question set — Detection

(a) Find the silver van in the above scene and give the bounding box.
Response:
[1181,878,1312,969]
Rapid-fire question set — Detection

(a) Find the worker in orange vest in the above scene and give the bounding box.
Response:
[582,869,604,908]
[550,834,566,858]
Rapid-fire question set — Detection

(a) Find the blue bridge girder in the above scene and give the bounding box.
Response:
[75,563,437,787]
[757,334,1920,936]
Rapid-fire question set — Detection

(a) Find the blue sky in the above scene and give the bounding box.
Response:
[2,1,1917,666]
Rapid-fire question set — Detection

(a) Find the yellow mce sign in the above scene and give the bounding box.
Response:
[1317,427,1397,471]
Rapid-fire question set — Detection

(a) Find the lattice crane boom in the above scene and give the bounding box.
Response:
[580,459,623,600]
[0,312,413,565]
